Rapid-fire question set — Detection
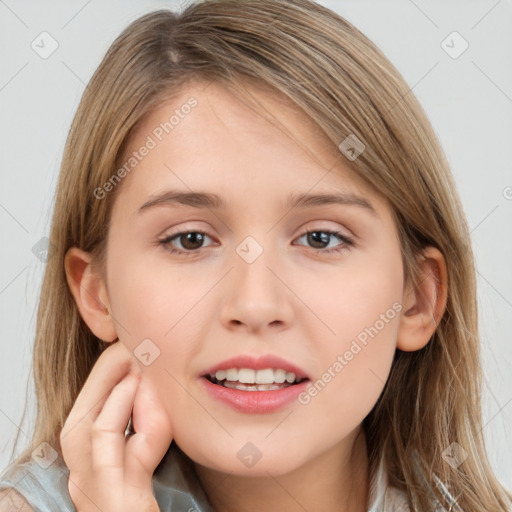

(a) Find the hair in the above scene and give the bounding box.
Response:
[5,0,511,509]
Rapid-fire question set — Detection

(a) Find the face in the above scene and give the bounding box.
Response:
[102,80,405,477]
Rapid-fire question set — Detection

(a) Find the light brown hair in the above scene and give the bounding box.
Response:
[6,0,511,509]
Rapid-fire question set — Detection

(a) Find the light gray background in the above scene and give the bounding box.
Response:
[1,0,511,489]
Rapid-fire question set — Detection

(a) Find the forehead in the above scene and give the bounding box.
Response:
[114,79,391,217]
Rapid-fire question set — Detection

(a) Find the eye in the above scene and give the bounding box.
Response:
[158,231,215,256]
[157,228,354,257]
[294,229,354,254]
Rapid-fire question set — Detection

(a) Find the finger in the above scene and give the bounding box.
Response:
[64,342,140,430]
[91,371,141,470]
[60,343,139,471]
[125,376,174,486]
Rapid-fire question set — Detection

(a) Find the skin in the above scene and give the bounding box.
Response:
[64,80,447,512]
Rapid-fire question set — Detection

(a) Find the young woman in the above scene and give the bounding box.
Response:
[1,0,511,510]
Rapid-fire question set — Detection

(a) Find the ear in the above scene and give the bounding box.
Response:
[396,246,448,352]
[64,247,118,342]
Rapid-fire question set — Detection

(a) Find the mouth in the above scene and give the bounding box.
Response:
[199,354,311,413]
[204,368,308,392]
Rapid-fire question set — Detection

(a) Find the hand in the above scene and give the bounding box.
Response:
[59,341,173,512]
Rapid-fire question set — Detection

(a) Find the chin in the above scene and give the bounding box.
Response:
[181,438,309,478]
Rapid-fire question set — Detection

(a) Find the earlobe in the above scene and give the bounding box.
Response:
[396,246,448,352]
[64,247,118,342]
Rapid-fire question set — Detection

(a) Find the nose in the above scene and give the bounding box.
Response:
[219,239,295,334]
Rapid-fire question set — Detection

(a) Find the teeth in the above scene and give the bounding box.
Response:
[215,370,227,381]
[255,368,274,384]
[225,368,238,381]
[238,368,255,384]
[223,381,289,391]
[211,368,301,385]
[274,369,286,383]
[285,372,296,383]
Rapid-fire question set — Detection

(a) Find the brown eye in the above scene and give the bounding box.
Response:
[159,231,214,255]
[177,232,206,250]
[306,231,330,249]
[295,230,354,254]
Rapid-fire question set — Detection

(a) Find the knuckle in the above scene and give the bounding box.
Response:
[90,421,105,437]
[90,420,115,438]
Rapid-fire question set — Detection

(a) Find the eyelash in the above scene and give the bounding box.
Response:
[157,229,354,257]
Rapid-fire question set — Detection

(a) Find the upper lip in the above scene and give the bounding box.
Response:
[201,354,310,380]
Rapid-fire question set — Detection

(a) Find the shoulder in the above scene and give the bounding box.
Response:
[0,488,34,512]
[0,450,75,512]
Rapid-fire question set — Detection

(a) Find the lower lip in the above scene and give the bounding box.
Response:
[200,377,309,414]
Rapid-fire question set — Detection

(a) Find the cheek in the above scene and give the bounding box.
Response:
[298,247,403,405]
[105,252,215,416]
[291,283,401,453]
[107,248,215,343]
[301,246,404,349]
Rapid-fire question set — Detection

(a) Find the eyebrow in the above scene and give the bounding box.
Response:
[138,190,378,217]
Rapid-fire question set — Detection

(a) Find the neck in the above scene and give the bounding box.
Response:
[193,426,369,512]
